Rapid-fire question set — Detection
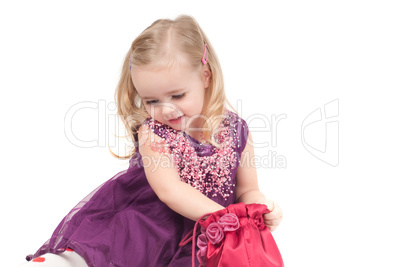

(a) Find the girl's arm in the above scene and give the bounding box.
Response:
[138,124,224,221]
[235,130,265,203]
[235,130,283,231]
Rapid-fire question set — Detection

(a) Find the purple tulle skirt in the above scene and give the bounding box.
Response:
[26,110,248,267]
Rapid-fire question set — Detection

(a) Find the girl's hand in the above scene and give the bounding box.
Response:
[262,199,283,232]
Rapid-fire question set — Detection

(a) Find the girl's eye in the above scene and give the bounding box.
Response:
[145,93,185,105]
[146,100,158,105]
[172,93,185,99]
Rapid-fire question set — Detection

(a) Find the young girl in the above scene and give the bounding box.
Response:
[21,15,283,267]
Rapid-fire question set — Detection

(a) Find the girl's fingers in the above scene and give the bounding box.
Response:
[264,199,275,212]
[261,200,283,230]
[264,217,282,226]
[264,208,282,220]
[263,211,283,226]
[267,225,278,232]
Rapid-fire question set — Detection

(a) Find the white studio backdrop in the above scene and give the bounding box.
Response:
[1,1,401,266]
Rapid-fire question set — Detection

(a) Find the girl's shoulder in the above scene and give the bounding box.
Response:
[223,109,248,131]
[223,110,249,153]
[141,116,172,140]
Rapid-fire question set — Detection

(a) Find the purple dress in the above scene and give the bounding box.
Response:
[27,110,249,267]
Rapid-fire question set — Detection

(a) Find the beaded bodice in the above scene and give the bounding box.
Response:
[137,110,247,200]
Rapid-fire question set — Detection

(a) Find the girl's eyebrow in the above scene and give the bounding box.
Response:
[141,89,184,100]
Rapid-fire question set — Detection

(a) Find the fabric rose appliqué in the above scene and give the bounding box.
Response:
[196,213,240,266]
[218,213,240,232]
[205,222,224,245]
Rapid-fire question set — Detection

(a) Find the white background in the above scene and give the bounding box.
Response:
[1,1,401,266]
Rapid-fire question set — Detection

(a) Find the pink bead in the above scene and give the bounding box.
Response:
[144,115,239,200]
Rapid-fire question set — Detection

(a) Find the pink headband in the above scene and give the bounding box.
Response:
[202,43,208,65]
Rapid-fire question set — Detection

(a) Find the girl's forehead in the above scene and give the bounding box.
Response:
[132,62,187,84]
[131,61,200,97]
[136,52,194,72]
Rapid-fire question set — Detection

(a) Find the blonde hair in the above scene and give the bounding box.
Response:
[111,14,237,159]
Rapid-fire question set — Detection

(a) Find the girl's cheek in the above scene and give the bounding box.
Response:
[181,99,194,110]
[145,107,158,119]
[145,106,151,116]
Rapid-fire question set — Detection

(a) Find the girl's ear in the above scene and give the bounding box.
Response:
[202,64,212,89]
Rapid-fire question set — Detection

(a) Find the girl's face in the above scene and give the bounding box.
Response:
[131,55,211,134]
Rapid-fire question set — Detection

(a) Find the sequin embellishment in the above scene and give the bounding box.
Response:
[138,113,241,200]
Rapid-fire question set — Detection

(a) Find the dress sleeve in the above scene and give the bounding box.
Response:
[228,111,249,155]
[139,117,176,156]
[142,117,174,140]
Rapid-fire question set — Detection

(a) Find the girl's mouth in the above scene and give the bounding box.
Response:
[169,115,184,124]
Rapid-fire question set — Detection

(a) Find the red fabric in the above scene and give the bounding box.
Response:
[180,203,284,267]
[32,257,46,262]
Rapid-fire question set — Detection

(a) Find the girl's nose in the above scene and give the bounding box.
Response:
[161,103,182,120]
